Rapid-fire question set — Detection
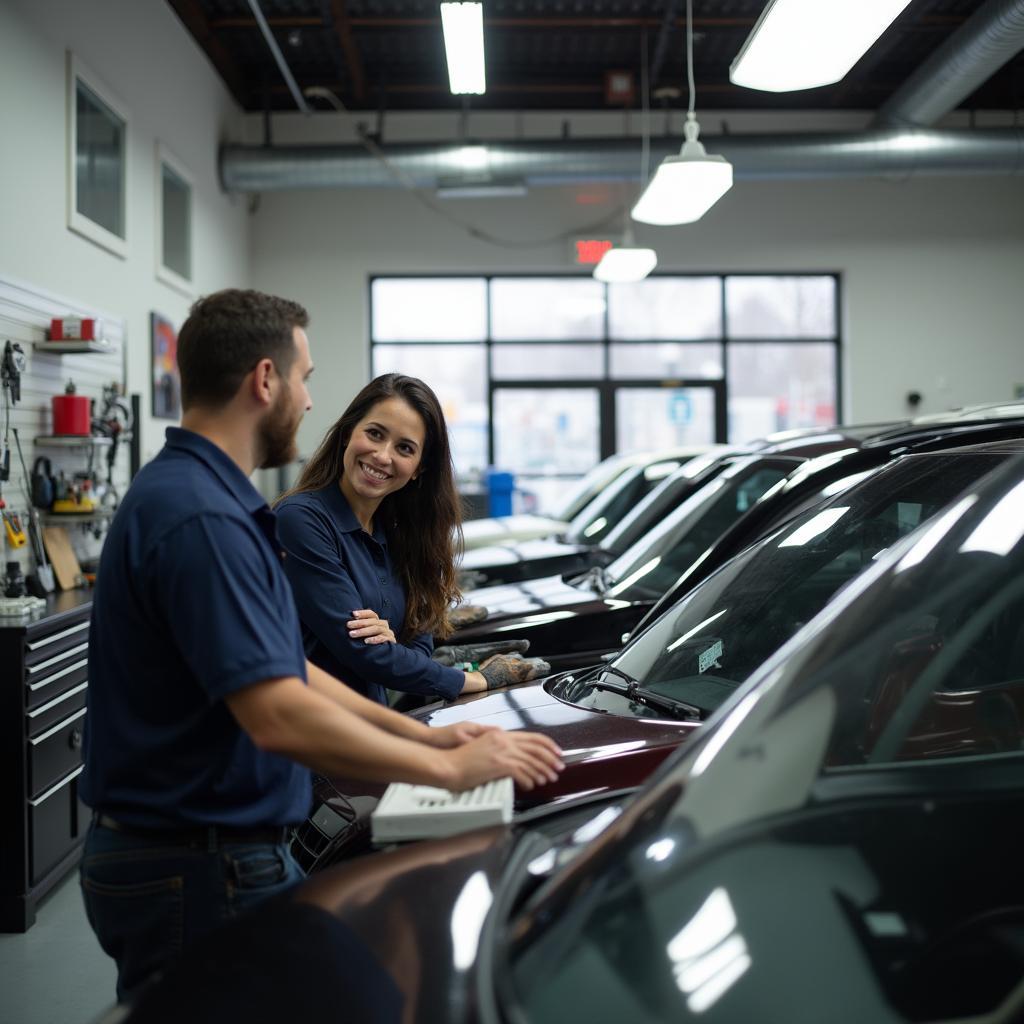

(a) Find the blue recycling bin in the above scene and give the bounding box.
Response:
[485,469,516,517]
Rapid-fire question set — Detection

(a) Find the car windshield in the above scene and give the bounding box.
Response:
[564,458,683,546]
[603,459,795,602]
[562,452,1006,722]
[509,455,1024,1022]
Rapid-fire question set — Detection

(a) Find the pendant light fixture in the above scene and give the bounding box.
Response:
[593,224,658,282]
[730,0,914,93]
[595,33,658,282]
[631,0,733,226]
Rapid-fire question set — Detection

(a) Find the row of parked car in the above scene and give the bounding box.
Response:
[136,403,1024,1023]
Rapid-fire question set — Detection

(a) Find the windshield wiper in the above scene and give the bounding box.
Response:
[592,665,706,721]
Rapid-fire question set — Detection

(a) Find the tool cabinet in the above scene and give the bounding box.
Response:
[0,591,92,931]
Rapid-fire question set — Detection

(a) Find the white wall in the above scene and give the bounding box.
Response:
[249,146,1024,452]
[0,0,250,461]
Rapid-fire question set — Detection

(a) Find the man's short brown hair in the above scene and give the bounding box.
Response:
[176,289,309,411]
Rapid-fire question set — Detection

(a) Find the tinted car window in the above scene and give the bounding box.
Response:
[606,462,792,601]
[573,453,998,722]
[565,460,680,545]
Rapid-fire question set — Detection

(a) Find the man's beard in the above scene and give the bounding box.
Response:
[258,391,301,469]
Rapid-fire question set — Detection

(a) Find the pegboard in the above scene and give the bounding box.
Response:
[0,273,129,588]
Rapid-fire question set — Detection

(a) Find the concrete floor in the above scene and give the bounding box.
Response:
[0,869,118,1024]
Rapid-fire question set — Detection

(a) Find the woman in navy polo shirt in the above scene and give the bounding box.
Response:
[276,374,546,705]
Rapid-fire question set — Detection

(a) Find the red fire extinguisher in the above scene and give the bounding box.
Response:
[52,380,92,436]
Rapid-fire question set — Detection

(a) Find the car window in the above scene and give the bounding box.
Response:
[566,460,680,545]
[606,463,792,601]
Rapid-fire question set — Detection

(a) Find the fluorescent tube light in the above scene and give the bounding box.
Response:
[730,0,913,93]
[631,115,732,226]
[593,247,658,283]
[440,2,486,95]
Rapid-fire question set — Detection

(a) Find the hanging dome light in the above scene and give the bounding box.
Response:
[631,0,733,226]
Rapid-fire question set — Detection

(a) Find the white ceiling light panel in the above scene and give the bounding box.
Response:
[730,0,914,93]
[440,2,487,95]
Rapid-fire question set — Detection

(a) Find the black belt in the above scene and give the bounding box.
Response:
[95,813,288,846]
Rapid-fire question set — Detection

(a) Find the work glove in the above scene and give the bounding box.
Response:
[448,604,489,629]
[432,638,531,668]
[479,652,552,691]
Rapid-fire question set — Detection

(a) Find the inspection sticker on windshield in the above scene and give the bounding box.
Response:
[698,641,723,674]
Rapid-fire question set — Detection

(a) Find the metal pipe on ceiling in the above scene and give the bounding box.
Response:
[246,0,311,114]
[874,0,1024,127]
[219,128,1023,191]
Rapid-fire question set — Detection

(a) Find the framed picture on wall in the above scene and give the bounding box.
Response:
[151,312,181,420]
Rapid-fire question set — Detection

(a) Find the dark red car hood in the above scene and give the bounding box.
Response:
[409,681,696,808]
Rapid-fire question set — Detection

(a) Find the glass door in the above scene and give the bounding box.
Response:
[490,380,724,515]
[613,381,725,450]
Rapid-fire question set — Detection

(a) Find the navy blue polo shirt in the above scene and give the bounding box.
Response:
[276,485,463,705]
[81,428,310,828]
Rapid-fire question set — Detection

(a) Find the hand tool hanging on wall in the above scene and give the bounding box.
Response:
[91,382,133,507]
[1,340,27,484]
[12,428,55,594]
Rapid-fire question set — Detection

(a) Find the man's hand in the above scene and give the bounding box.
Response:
[480,652,552,690]
[347,608,396,645]
[444,730,564,791]
[428,721,499,749]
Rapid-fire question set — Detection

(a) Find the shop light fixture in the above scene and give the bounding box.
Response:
[440,2,486,95]
[730,0,913,93]
[632,0,732,226]
[593,224,658,282]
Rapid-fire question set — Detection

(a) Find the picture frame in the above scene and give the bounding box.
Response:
[150,312,181,420]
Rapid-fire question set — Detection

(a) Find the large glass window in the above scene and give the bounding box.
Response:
[370,275,841,506]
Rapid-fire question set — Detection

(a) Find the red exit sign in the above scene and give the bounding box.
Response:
[574,238,613,265]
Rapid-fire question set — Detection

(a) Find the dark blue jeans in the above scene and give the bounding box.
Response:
[80,820,305,1002]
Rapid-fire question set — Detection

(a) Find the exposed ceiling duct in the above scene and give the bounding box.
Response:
[874,0,1024,127]
[221,0,1024,194]
[220,128,1023,192]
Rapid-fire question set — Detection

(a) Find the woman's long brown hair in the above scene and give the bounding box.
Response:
[276,374,463,641]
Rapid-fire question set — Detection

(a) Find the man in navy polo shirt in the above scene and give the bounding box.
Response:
[79,289,563,1001]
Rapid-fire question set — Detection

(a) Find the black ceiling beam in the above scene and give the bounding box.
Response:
[168,0,250,107]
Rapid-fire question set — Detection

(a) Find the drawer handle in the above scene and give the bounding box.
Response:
[26,620,89,651]
[28,681,88,718]
[30,707,87,746]
[28,658,88,692]
[28,642,89,675]
[69,728,83,752]
[29,766,84,807]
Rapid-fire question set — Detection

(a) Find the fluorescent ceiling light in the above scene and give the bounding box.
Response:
[631,116,733,226]
[593,246,658,282]
[440,2,486,95]
[436,178,528,199]
[730,0,913,93]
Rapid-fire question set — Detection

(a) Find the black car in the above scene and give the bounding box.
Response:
[449,417,1024,674]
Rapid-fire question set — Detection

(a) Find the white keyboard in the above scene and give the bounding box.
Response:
[371,778,514,843]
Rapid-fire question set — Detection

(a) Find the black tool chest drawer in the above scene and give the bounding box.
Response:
[1,592,93,931]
